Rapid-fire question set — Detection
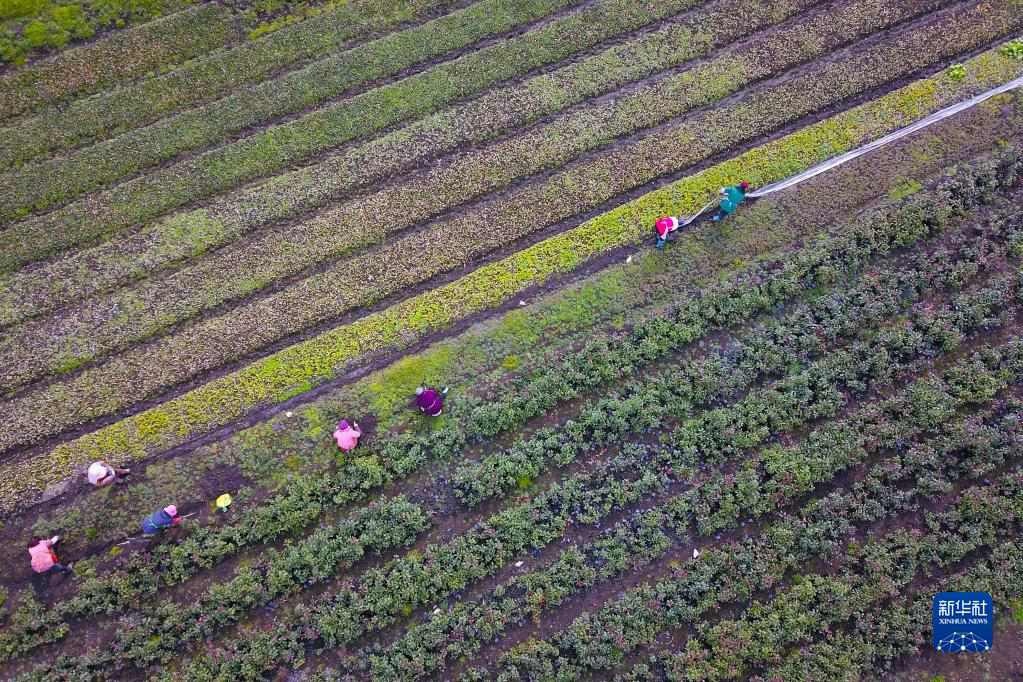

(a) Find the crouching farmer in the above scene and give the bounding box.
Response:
[712,181,750,221]
[141,505,183,550]
[333,419,362,452]
[415,386,448,417]
[654,216,680,250]
[28,536,72,593]
[87,460,131,488]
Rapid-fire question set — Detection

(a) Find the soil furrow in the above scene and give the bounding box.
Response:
[0,0,833,329]
[1,13,1016,462]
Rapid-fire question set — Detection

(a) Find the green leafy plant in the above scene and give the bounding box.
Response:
[1002,39,1023,61]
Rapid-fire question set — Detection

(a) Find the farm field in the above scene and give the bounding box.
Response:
[1,0,1023,679]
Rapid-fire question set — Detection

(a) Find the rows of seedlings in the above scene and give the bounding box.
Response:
[0,0,952,393]
[2,140,1017,676]
[0,120,1001,587]
[6,43,1021,504]
[5,8,1021,461]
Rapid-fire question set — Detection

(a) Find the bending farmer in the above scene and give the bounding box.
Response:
[333,419,362,452]
[654,216,680,250]
[712,181,750,221]
[142,505,182,536]
[87,460,131,487]
[415,386,448,417]
[28,536,72,592]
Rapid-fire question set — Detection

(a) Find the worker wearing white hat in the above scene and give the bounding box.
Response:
[87,460,131,487]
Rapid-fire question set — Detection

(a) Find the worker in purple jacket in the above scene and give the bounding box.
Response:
[415,385,448,417]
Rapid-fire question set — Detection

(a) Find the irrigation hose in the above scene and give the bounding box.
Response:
[747,73,1023,198]
[677,72,1023,224]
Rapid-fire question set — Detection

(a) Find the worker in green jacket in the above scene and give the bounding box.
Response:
[711,181,750,221]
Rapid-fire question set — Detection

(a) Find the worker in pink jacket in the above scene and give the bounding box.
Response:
[333,419,362,452]
[28,536,72,592]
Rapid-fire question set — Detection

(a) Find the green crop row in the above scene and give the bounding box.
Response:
[0,153,994,666]
[0,0,585,202]
[373,387,1023,680]
[0,0,462,155]
[0,0,194,66]
[0,0,826,326]
[7,496,429,675]
[172,337,1023,680]
[0,3,237,120]
[2,46,1019,515]
[4,4,1012,441]
[6,111,1004,571]
[487,344,1023,679]
[0,0,935,388]
[450,267,1022,514]
[4,157,973,662]
[0,0,711,262]
[759,543,1023,679]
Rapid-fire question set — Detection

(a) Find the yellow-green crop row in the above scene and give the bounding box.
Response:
[2,0,931,392]
[1,39,1020,515]
[0,3,239,121]
[0,0,707,268]
[0,0,582,201]
[0,0,803,326]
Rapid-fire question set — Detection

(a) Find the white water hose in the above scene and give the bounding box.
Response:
[679,72,1023,224]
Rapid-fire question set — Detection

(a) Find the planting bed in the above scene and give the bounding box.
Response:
[1,1,1022,679]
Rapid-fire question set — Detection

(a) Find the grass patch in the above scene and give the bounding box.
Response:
[888,178,923,200]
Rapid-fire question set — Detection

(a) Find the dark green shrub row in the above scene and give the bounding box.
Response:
[490,344,1023,678]
[451,215,1012,506]
[759,542,1023,679]
[662,472,1023,682]
[458,267,1020,510]
[169,273,1023,680]
[0,156,1007,666]
[376,387,1023,680]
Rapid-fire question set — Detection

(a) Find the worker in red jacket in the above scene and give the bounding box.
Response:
[654,216,681,250]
